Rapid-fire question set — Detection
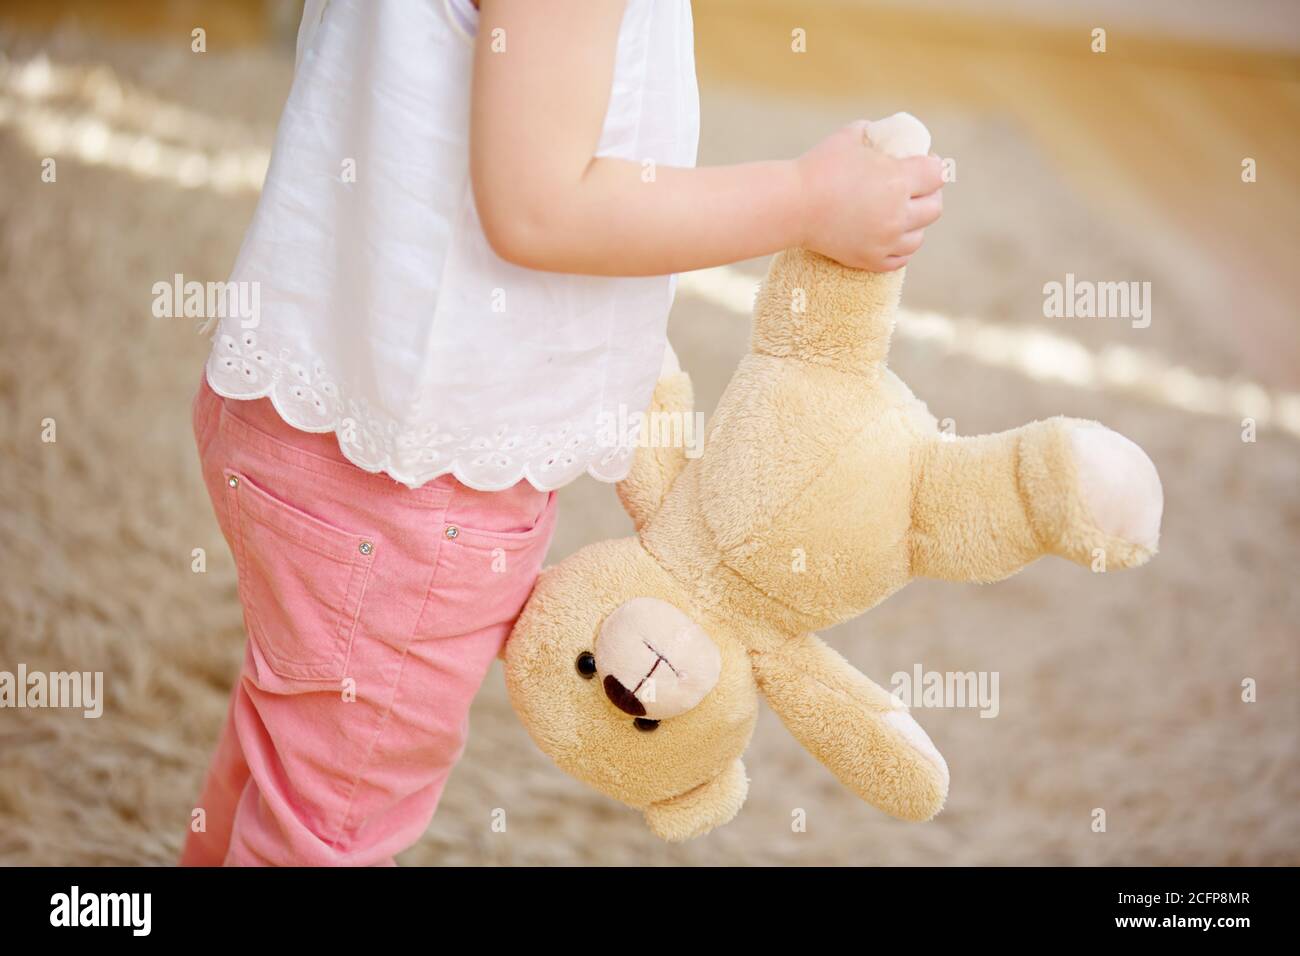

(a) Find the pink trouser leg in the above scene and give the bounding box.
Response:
[218,611,513,867]
[180,682,248,866]
[181,377,556,866]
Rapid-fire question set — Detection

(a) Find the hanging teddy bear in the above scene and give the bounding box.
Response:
[503,114,1163,840]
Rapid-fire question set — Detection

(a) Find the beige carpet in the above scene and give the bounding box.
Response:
[0,26,1296,866]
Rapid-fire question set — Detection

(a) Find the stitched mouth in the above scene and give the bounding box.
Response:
[603,675,646,716]
[640,639,682,678]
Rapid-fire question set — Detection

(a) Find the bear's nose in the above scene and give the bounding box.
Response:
[603,674,648,716]
[594,598,721,721]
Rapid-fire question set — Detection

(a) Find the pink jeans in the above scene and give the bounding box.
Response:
[181,377,557,866]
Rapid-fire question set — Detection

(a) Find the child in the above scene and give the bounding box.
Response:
[182,0,943,866]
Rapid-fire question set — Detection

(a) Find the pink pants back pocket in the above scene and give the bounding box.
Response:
[223,467,376,683]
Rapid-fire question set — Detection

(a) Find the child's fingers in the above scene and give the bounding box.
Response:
[901,154,944,197]
[892,229,925,258]
[905,192,943,230]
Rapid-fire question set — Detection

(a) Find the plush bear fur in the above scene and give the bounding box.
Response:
[504,116,1163,841]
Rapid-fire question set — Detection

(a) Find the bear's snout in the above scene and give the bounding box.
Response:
[594,598,721,721]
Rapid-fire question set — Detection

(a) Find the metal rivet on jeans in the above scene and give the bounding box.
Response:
[359,541,373,556]
[445,525,459,539]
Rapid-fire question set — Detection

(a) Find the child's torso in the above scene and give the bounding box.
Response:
[205,0,700,492]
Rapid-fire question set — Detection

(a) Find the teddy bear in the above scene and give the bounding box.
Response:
[503,114,1164,842]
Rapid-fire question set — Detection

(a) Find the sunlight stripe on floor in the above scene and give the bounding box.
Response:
[0,53,268,193]
[677,265,1300,440]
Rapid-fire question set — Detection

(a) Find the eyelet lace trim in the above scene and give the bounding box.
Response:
[206,329,636,492]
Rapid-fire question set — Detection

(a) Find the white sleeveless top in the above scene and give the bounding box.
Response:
[205,0,699,491]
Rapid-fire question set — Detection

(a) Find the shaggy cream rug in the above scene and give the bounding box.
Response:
[0,28,1296,866]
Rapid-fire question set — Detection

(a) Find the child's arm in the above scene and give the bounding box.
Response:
[470,0,944,276]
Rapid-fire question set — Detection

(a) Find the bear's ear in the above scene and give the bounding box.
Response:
[644,758,748,842]
[616,370,696,530]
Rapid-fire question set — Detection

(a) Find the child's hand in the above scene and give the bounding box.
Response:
[796,122,945,272]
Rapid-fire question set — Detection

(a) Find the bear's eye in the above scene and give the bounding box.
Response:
[634,718,659,732]
[575,652,597,678]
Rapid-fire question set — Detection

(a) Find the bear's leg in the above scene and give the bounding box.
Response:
[910,418,1162,581]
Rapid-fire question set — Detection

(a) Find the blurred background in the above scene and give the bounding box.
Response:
[0,0,1296,865]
